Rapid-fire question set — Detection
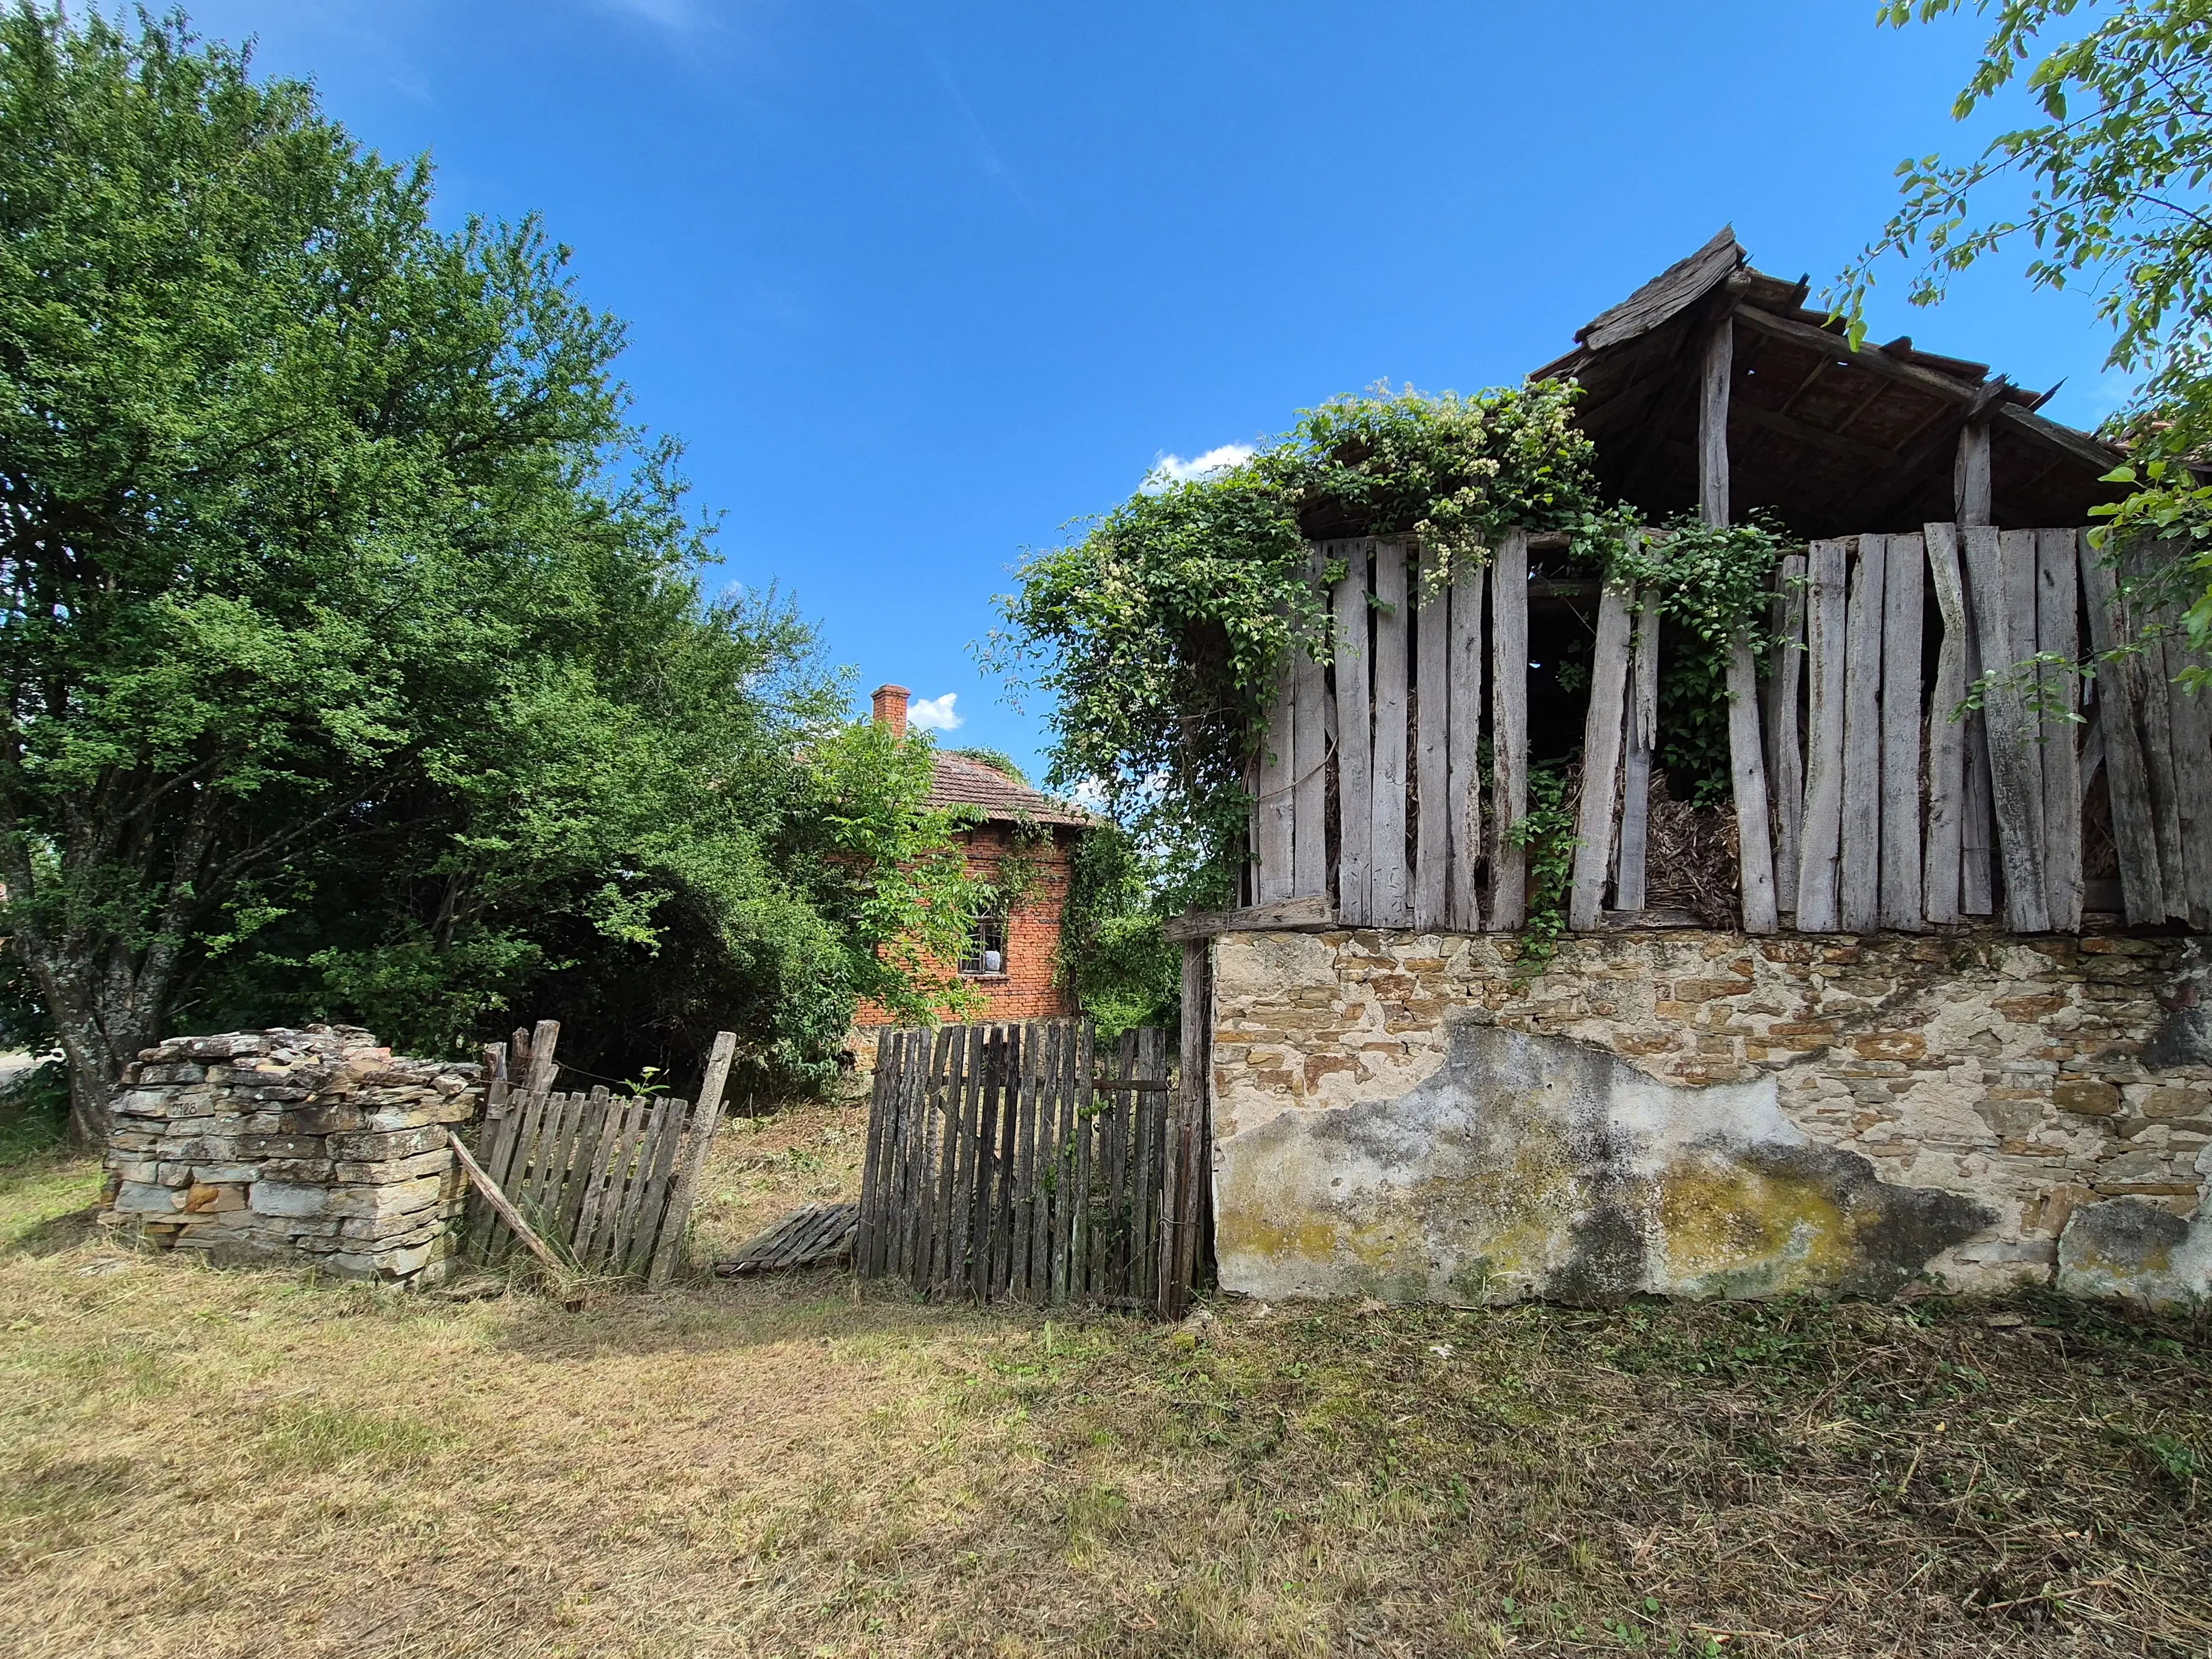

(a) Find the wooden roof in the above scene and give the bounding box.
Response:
[1534,227,2124,537]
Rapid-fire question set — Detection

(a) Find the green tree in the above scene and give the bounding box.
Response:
[1840,0,2212,648]
[0,8,972,1137]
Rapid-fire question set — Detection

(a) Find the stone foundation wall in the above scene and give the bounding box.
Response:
[101,1026,482,1285]
[1210,929,2212,1309]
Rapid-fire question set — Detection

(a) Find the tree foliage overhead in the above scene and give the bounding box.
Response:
[1839,0,2212,450]
[1838,0,2212,658]
[0,6,975,1136]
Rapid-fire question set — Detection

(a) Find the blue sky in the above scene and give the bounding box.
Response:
[181,0,2129,785]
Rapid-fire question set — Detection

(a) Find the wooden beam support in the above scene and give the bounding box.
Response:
[1163,896,1334,942]
[1735,304,1982,407]
[1955,420,1993,527]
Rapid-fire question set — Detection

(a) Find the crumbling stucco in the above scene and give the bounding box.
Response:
[1212,929,2212,1308]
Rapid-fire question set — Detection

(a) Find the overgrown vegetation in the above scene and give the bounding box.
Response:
[1057,822,1180,1036]
[1844,0,2212,661]
[3,1131,2207,1655]
[992,385,1791,917]
[0,8,979,1129]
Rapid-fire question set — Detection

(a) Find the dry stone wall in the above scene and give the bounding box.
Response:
[101,1026,481,1285]
[1210,928,2212,1309]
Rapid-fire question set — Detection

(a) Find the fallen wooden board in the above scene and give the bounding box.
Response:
[717,1202,861,1275]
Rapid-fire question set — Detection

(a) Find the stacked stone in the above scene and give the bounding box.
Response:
[102,1026,481,1285]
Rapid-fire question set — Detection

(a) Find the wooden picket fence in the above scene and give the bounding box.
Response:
[466,1019,736,1288]
[1249,524,2212,936]
[854,1020,1206,1315]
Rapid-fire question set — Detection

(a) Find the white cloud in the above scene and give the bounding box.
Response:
[1143,443,1255,491]
[909,692,964,732]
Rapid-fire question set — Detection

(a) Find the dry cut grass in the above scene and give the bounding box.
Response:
[1,1096,2207,1658]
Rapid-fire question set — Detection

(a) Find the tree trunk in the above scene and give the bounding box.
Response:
[15,945,167,1147]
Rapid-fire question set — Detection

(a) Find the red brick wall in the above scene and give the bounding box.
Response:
[853,823,1080,1028]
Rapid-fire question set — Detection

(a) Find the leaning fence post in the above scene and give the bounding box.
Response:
[646,1030,739,1289]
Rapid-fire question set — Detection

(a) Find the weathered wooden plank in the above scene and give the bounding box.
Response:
[1796,538,1849,930]
[1570,578,1636,930]
[1162,895,1333,942]
[2079,533,2165,922]
[645,1030,737,1288]
[1414,547,1451,931]
[1050,1022,1076,1306]
[915,1026,954,1287]
[1880,533,1926,930]
[570,1091,628,1269]
[1767,553,1807,916]
[1162,939,1209,1319]
[1615,591,1660,914]
[529,1090,580,1229]
[1070,1022,1095,1299]
[967,1028,1004,1298]
[932,1025,973,1296]
[2134,606,2189,921]
[856,1029,894,1274]
[1922,524,1968,923]
[580,1096,643,1271]
[1447,553,1485,932]
[445,1131,567,1280]
[1253,653,1295,903]
[1489,529,1531,930]
[1009,1023,1040,1298]
[607,1098,673,1276]
[556,1088,612,1249]
[493,1088,552,1261]
[620,1098,683,1278]
[1137,1026,1167,1303]
[1332,541,1373,927]
[1104,1032,1133,1296]
[1727,633,1779,936]
[994,1026,1024,1299]
[1965,527,2051,930]
[2163,627,2212,929]
[1700,314,1734,524]
[1838,537,1888,933]
[2036,527,2084,930]
[1961,691,1998,916]
[1370,538,1412,928]
[1292,549,1330,900]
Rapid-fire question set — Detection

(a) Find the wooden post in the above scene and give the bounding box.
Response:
[522,1019,561,1097]
[1701,313,1778,933]
[1569,577,1636,930]
[645,1029,738,1289]
[1489,528,1530,930]
[1161,939,1210,1319]
[1615,590,1660,913]
[1954,420,1993,527]
[1840,537,1887,933]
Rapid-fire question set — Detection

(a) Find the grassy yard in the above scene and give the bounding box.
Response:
[1,1096,2207,1658]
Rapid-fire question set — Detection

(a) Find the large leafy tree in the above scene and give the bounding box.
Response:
[1838,1,2212,634]
[0,8,974,1139]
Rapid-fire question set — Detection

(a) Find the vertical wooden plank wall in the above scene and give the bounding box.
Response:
[1253,519,2161,939]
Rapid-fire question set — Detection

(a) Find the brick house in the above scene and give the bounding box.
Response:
[853,684,1089,1029]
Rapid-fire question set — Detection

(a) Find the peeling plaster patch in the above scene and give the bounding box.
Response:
[1217,1020,1993,1307]
[2057,1198,2212,1305]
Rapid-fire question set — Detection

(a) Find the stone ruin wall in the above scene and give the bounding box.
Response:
[1209,928,2212,1310]
[101,1026,483,1285]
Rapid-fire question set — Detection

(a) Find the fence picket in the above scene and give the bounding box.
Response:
[1767,554,1807,918]
[1965,527,2051,931]
[1797,538,1848,929]
[1570,577,1636,930]
[2080,534,2164,922]
[1616,591,1659,913]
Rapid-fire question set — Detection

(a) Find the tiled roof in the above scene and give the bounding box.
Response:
[927,752,1092,827]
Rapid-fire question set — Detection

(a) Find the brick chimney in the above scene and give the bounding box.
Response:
[871,684,910,740]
